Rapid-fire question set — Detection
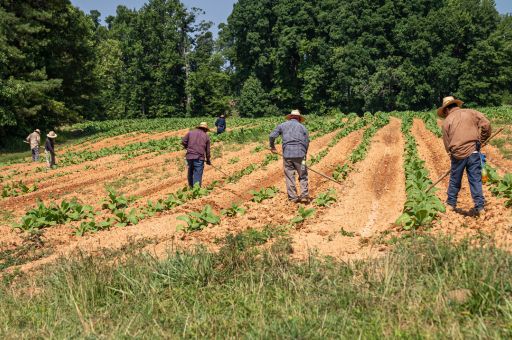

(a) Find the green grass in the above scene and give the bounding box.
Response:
[0,235,511,338]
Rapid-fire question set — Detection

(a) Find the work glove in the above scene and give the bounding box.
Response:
[206,160,212,166]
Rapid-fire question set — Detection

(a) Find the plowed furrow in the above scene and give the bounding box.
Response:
[290,117,406,260]
[14,128,346,272]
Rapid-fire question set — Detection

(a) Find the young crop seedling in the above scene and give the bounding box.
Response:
[74,220,111,236]
[228,157,240,164]
[291,206,316,225]
[177,205,220,233]
[250,187,279,203]
[340,228,355,237]
[221,203,246,217]
[17,198,96,232]
[314,189,337,207]
[1,181,37,198]
[102,189,134,211]
[396,114,445,230]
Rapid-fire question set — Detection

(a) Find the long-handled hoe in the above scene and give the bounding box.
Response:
[426,127,504,193]
[266,148,344,187]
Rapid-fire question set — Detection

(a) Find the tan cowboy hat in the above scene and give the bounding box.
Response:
[35,129,41,134]
[47,131,57,138]
[437,96,464,117]
[196,122,210,131]
[286,109,305,122]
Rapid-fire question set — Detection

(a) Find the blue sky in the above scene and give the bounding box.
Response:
[71,0,237,35]
[71,0,512,34]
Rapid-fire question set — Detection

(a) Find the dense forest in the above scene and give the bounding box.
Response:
[1,0,511,141]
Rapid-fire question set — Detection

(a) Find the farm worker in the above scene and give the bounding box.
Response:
[44,131,58,169]
[215,114,226,134]
[26,129,41,162]
[438,96,492,216]
[182,122,211,188]
[269,109,310,203]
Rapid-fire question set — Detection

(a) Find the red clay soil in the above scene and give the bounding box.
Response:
[290,117,406,260]
[12,128,346,272]
[412,119,512,250]
[151,127,367,255]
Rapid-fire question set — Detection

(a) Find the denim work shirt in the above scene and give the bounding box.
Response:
[269,119,309,159]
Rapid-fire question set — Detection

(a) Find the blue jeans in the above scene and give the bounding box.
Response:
[447,153,485,210]
[187,159,205,187]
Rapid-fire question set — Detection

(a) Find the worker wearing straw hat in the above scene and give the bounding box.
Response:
[26,129,41,162]
[44,131,58,169]
[270,109,310,203]
[438,96,492,216]
[182,122,211,187]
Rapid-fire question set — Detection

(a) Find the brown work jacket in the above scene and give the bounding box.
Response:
[442,107,492,160]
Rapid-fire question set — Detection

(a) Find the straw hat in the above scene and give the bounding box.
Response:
[47,131,57,138]
[35,129,41,134]
[196,122,209,131]
[286,109,305,122]
[437,96,463,118]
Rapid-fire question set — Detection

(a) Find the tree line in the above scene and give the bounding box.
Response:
[1,0,511,142]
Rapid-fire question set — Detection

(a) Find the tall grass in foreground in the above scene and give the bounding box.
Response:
[1,235,511,338]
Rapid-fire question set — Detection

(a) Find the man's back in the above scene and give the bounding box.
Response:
[182,129,211,160]
[442,108,491,159]
[26,132,40,149]
[270,120,309,158]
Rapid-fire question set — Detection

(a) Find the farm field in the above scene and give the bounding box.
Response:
[1,109,512,337]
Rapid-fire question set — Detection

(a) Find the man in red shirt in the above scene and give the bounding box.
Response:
[182,122,211,188]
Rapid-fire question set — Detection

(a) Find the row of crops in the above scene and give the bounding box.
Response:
[12,114,351,236]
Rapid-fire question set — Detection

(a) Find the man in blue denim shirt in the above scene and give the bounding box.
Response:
[270,110,310,203]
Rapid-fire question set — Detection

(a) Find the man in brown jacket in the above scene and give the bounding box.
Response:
[438,96,492,215]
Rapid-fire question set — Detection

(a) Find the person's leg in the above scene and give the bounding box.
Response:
[45,151,51,168]
[283,158,298,201]
[34,146,39,161]
[296,158,309,199]
[51,152,56,167]
[187,160,194,187]
[31,148,36,161]
[447,157,466,208]
[192,160,205,187]
[466,153,485,210]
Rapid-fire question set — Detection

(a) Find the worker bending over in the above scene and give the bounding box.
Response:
[438,96,492,216]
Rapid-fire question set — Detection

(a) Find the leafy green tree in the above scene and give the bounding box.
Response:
[238,76,278,117]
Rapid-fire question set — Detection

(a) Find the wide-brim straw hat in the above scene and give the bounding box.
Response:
[286,109,305,122]
[35,129,41,134]
[47,131,57,138]
[437,96,463,118]
[197,122,210,131]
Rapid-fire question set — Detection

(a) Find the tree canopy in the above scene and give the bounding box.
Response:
[1,0,511,142]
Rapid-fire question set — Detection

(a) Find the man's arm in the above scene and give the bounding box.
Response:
[205,136,211,164]
[304,126,310,153]
[269,124,282,150]
[181,132,189,149]
[476,111,492,143]
[442,123,450,155]
[46,140,54,153]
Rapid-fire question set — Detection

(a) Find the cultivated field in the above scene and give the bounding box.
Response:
[1,109,512,337]
[1,109,511,272]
